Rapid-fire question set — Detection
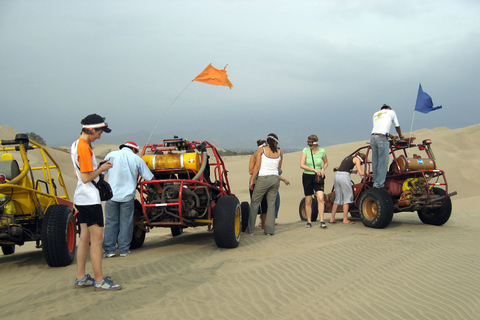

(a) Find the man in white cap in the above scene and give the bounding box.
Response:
[102,141,162,257]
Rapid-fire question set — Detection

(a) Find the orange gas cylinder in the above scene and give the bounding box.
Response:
[395,156,436,172]
[142,152,201,171]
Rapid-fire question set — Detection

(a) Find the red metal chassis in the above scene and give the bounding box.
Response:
[136,139,234,229]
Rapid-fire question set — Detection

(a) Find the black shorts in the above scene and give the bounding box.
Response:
[75,204,104,227]
[302,173,325,196]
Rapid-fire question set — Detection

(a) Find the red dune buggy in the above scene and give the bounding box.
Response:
[299,137,457,228]
[130,137,244,249]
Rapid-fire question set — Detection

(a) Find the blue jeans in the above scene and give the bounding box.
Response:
[103,198,134,254]
[370,134,390,188]
[275,192,280,219]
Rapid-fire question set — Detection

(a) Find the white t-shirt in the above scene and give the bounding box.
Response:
[71,138,101,205]
[371,109,400,135]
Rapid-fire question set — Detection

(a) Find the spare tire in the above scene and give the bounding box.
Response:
[298,197,318,222]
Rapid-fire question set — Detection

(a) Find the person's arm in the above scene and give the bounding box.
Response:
[250,148,263,190]
[151,182,163,193]
[279,175,290,186]
[391,111,404,139]
[248,155,256,175]
[138,159,163,193]
[353,157,364,176]
[320,155,329,177]
[278,150,283,171]
[395,126,404,139]
[80,161,112,184]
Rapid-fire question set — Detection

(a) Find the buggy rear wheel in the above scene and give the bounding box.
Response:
[359,188,394,229]
[1,245,15,255]
[213,196,241,248]
[417,187,452,225]
[42,204,76,267]
[171,226,183,237]
[241,201,249,233]
[349,212,361,218]
[130,200,146,249]
[298,197,318,222]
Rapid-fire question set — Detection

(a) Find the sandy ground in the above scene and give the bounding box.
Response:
[1,124,479,320]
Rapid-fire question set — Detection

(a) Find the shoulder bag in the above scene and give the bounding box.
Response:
[91,174,113,201]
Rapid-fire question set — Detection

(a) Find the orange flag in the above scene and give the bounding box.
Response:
[193,64,233,89]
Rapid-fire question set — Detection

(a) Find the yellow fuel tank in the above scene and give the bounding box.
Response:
[395,156,436,173]
[142,152,201,172]
[0,193,16,227]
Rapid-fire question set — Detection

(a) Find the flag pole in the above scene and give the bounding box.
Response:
[409,110,416,141]
[146,81,193,145]
[405,109,417,155]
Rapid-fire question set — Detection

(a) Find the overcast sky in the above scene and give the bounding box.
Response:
[1,0,479,150]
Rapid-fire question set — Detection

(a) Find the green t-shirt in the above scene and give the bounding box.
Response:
[303,147,326,175]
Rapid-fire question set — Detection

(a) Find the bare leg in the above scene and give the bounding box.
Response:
[76,223,90,280]
[260,213,266,229]
[316,191,325,222]
[330,203,338,223]
[343,203,354,224]
[88,224,104,282]
[305,195,313,223]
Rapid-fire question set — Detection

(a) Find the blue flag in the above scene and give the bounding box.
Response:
[415,84,442,113]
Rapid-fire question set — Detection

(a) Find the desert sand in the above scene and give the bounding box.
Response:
[1,124,479,320]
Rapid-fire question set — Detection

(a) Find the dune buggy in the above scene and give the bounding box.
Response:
[299,136,457,228]
[0,133,75,266]
[130,137,243,249]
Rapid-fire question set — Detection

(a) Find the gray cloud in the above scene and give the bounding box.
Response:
[1,0,479,150]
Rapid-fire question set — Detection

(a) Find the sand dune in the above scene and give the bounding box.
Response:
[1,124,479,319]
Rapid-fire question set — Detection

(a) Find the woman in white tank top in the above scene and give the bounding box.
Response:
[246,133,283,236]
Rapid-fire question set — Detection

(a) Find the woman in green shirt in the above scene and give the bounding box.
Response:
[300,134,329,228]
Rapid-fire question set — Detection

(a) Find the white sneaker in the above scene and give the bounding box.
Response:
[103,252,115,258]
[75,274,95,288]
[320,221,327,228]
[94,276,122,291]
[119,251,130,257]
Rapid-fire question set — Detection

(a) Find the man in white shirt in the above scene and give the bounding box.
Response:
[370,104,404,188]
[102,141,162,257]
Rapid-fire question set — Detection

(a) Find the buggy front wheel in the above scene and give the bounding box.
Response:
[42,204,76,267]
[417,188,452,225]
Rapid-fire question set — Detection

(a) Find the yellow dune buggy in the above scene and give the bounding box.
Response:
[0,133,76,267]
